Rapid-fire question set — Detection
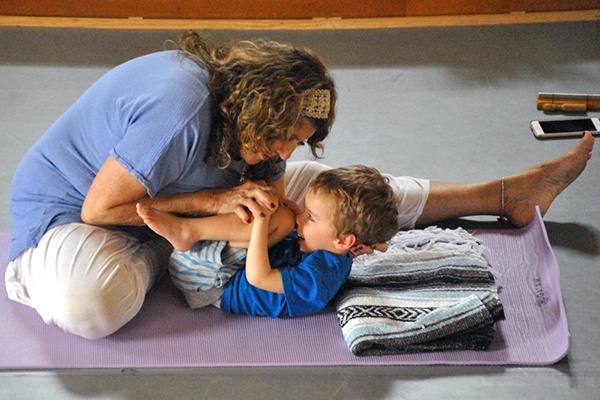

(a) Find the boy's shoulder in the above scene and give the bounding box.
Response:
[300,249,353,274]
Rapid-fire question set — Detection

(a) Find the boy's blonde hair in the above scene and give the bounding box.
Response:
[309,165,399,246]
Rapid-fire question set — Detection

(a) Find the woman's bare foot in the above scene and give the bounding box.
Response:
[136,203,197,251]
[504,131,595,227]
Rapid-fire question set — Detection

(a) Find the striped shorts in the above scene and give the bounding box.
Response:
[169,240,247,309]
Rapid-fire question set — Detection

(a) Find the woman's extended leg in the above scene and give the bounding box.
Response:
[416,132,595,227]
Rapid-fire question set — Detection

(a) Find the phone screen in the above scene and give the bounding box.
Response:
[539,119,596,133]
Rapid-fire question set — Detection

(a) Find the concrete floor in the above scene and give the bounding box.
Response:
[1,21,599,399]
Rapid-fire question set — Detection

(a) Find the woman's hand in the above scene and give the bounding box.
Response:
[280,198,302,217]
[215,180,281,223]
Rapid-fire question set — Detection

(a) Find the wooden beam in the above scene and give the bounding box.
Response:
[0,0,408,20]
[406,0,510,17]
[0,10,597,30]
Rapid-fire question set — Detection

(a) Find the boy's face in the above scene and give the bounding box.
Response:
[295,189,344,254]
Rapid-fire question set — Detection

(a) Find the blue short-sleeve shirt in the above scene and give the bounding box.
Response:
[220,232,353,318]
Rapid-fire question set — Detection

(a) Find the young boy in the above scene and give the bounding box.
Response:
[136,165,399,317]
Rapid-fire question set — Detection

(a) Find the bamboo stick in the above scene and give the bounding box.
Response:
[537,92,600,113]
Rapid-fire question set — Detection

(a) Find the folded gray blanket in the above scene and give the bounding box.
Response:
[337,227,505,356]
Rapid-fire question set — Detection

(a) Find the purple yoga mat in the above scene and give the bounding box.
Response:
[0,209,569,370]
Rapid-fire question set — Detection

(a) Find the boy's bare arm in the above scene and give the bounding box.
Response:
[245,210,285,293]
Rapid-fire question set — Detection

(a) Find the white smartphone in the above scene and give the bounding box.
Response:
[530,117,600,140]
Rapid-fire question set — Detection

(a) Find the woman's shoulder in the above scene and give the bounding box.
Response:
[107,50,209,86]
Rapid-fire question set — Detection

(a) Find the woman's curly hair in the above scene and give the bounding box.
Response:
[178,31,336,170]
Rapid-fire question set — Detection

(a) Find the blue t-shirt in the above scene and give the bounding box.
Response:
[9,51,285,260]
[220,233,353,318]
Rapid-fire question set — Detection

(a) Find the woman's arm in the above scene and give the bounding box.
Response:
[244,208,285,294]
[81,156,283,226]
[81,157,148,225]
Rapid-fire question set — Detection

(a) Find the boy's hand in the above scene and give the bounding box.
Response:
[246,199,285,294]
[349,243,388,258]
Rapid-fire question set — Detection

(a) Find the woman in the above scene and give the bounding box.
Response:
[6,30,594,340]
[6,31,336,339]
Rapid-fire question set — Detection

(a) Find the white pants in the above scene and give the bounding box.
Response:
[284,161,429,230]
[5,223,172,339]
[5,161,429,339]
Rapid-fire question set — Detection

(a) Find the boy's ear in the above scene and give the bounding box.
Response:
[336,233,356,250]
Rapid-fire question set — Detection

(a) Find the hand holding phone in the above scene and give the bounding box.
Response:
[530,117,600,140]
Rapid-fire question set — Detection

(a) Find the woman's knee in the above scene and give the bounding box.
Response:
[7,223,153,339]
[39,262,147,339]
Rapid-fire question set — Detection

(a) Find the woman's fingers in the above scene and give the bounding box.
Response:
[223,181,280,222]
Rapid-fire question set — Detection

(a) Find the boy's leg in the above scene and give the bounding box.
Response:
[137,203,244,251]
[137,203,295,251]
[5,223,171,339]
[169,240,246,308]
